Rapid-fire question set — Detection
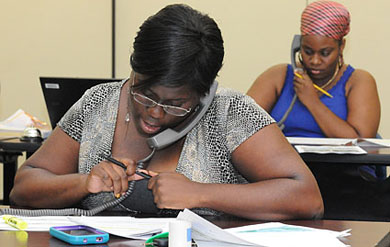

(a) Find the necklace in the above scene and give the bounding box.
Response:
[125,85,131,123]
[318,63,340,89]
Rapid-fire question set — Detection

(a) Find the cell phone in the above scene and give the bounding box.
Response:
[50,225,109,245]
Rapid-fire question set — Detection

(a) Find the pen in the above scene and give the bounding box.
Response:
[103,155,152,179]
[3,215,28,230]
[294,72,333,98]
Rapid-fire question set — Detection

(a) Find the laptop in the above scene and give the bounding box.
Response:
[40,77,122,129]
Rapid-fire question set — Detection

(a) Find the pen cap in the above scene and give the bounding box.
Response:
[169,220,191,247]
[3,215,28,230]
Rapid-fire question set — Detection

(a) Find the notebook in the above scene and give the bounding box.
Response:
[40,77,122,129]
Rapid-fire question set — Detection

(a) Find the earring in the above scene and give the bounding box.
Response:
[338,55,344,68]
[298,52,303,64]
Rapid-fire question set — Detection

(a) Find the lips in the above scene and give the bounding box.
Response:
[140,119,161,134]
[309,69,322,75]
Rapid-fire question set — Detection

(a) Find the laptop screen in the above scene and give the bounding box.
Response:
[40,77,122,129]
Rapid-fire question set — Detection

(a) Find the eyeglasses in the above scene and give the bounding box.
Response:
[130,75,192,117]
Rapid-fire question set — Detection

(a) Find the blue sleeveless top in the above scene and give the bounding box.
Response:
[271,64,354,137]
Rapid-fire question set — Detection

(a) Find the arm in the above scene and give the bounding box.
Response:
[10,127,136,208]
[149,124,324,220]
[295,69,380,138]
[247,64,288,112]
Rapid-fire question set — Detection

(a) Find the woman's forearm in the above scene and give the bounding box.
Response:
[195,178,323,220]
[10,166,89,208]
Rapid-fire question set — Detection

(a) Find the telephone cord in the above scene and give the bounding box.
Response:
[0,149,156,217]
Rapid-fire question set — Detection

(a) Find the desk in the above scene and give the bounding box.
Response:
[300,146,390,165]
[0,138,41,205]
[298,146,390,222]
[0,150,22,205]
[0,217,388,247]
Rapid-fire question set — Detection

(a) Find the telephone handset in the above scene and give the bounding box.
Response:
[1,81,219,217]
[277,34,301,130]
[147,81,218,150]
[290,34,302,71]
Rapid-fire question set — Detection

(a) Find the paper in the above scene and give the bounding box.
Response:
[178,209,350,247]
[0,109,51,138]
[347,138,390,147]
[0,215,174,240]
[295,145,367,154]
[287,137,390,148]
[69,216,173,240]
[177,209,259,246]
[225,222,350,247]
[287,137,352,146]
[0,210,350,246]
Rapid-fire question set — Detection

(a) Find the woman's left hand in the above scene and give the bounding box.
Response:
[148,172,201,209]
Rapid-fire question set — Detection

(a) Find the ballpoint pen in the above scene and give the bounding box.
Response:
[103,155,152,179]
[294,72,333,98]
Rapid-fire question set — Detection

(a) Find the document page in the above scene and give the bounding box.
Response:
[295,145,367,154]
[177,209,350,247]
[287,137,390,148]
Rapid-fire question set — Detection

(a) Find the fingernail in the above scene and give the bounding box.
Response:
[115,193,121,198]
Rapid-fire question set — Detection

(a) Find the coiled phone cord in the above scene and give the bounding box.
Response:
[277,94,297,131]
[0,148,156,217]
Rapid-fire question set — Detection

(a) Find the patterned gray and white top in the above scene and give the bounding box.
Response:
[58,79,275,214]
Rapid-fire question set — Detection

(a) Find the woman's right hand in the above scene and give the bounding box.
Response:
[86,158,137,198]
[293,70,321,106]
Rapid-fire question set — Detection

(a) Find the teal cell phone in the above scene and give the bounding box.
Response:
[50,225,109,245]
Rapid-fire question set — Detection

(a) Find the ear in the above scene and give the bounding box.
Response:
[339,38,346,53]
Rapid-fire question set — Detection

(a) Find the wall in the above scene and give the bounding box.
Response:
[0,0,112,200]
[0,0,389,200]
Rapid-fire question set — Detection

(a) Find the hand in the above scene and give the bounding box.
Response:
[293,70,320,106]
[86,158,136,197]
[148,172,201,209]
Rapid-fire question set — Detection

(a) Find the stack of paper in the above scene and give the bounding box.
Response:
[177,209,350,247]
[287,137,390,154]
[0,109,51,138]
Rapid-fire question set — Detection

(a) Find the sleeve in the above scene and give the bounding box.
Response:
[57,87,95,143]
[225,94,275,153]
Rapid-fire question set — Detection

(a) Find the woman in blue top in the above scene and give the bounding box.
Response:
[248,1,384,221]
[247,1,380,139]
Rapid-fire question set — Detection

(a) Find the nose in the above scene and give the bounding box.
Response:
[310,53,322,66]
[147,104,165,119]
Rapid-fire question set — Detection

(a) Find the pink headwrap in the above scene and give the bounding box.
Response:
[301,1,350,40]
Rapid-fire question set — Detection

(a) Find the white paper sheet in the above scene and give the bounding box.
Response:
[287,137,390,148]
[0,215,174,240]
[294,145,367,154]
[178,209,350,247]
[0,109,51,138]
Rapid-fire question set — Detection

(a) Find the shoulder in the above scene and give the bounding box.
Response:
[248,63,289,96]
[202,87,274,152]
[212,87,274,123]
[76,80,125,108]
[255,63,289,82]
[346,67,377,93]
[350,68,375,82]
[85,80,125,99]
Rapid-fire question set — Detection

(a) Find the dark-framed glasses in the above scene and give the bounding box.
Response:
[130,77,192,117]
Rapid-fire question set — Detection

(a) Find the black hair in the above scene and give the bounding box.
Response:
[130,4,224,96]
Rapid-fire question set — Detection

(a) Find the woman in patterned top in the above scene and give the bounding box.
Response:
[10,4,323,220]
